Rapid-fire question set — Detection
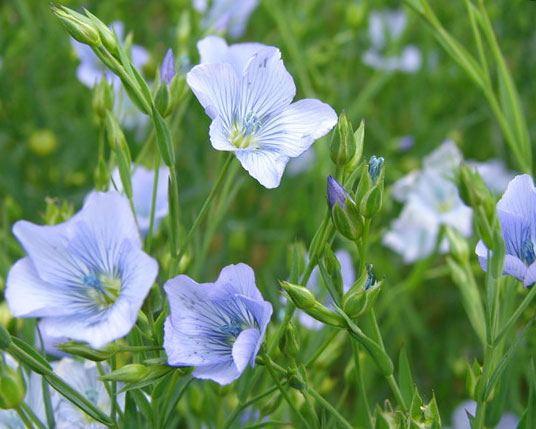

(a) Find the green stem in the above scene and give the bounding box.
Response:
[494,284,536,346]
[262,355,310,428]
[175,153,234,266]
[145,154,161,253]
[16,406,35,429]
[352,341,372,428]
[223,385,280,429]
[306,387,353,429]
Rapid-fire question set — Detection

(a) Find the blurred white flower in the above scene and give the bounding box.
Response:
[193,0,259,38]
[363,9,422,73]
[384,140,513,263]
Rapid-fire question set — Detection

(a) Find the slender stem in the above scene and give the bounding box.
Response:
[145,154,161,253]
[263,356,310,428]
[223,386,280,429]
[352,341,372,428]
[306,387,353,429]
[175,153,234,265]
[16,406,34,429]
[494,284,536,346]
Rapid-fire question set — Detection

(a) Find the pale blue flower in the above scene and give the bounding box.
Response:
[193,0,259,38]
[71,21,150,135]
[363,9,422,73]
[164,263,273,385]
[52,358,124,429]
[384,140,513,263]
[476,174,536,287]
[450,400,518,429]
[6,191,158,348]
[383,141,471,263]
[111,165,170,236]
[298,250,355,330]
[188,37,337,188]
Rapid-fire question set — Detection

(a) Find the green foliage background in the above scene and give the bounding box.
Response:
[1,0,535,427]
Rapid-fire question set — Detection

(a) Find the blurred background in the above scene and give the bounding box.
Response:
[1,0,535,425]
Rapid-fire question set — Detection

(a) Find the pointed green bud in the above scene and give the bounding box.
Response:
[84,10,118,55]
[100,364,149,383]
[51,5,101,47]
[279,323,300,359]
[280,281,317,310]
[0,326,11,350]
[155,83,171,118]
[287,369,306,390]
[0,365,25,410]
[348,120,365,170]
[92,78,114,118]
[343,265,381,318]
[330,112,355,167]
[361,184,383,219]
[445,227,469,264]
[57,341,112,361]
[355,164,372,202]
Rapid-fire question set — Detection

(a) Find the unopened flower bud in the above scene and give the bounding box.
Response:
[330,112,355,167]
[279,323,300,359]
[100,364,149,383]
[445,227,469,263]
[0,365,25,409]
[155,84,171,117]
[327,175,351,209]
[368,156,384,184]
[160,49,176,85]
[280,281,317,310]
[287,369,306,390]
[57,341,112,361]
[84,10,118,55]
[322,247,344,299]
[92,78,114,118]
[360,184,383,219]
[52,5,101,47]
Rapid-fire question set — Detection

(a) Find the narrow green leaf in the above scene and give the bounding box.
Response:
[398,346,415,407]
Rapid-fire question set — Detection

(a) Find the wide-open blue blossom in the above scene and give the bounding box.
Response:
[476,174,536,287]
[6,191,158,348]
[164,263,272,385]
[187,36,337,188]
[111,165,170,236]
[194,0,259,38]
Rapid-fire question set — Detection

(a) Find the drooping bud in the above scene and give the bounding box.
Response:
[330,112,356,167]
[160,49,176,85]
[280,282,345,327]
[0,364,25,410]
[51,5,101,47]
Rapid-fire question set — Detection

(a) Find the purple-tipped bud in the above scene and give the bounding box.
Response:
[161,49,176,85]
[368,155,384,184]
[327,176,350,209]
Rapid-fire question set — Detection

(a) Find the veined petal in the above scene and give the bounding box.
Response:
[257,99,337,158]
[209,116,236,151]
[235,295,272,365]
[235,149,289,189]
[497,174,536,224]
[12,220,84,286]
[497,209,532,259]
[198,36,230,65]
[216,263,262,301]
[237,47,295,121]
[192,361,241,385]
[187,62,240,120]
[40,299,136,349]
[6,258,74,318]
[524,262,536,287]
[232,328,260,372]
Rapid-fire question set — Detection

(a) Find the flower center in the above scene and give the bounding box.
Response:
[520,237,535,266]
[229,113,262,149]
[84,273,121,309]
